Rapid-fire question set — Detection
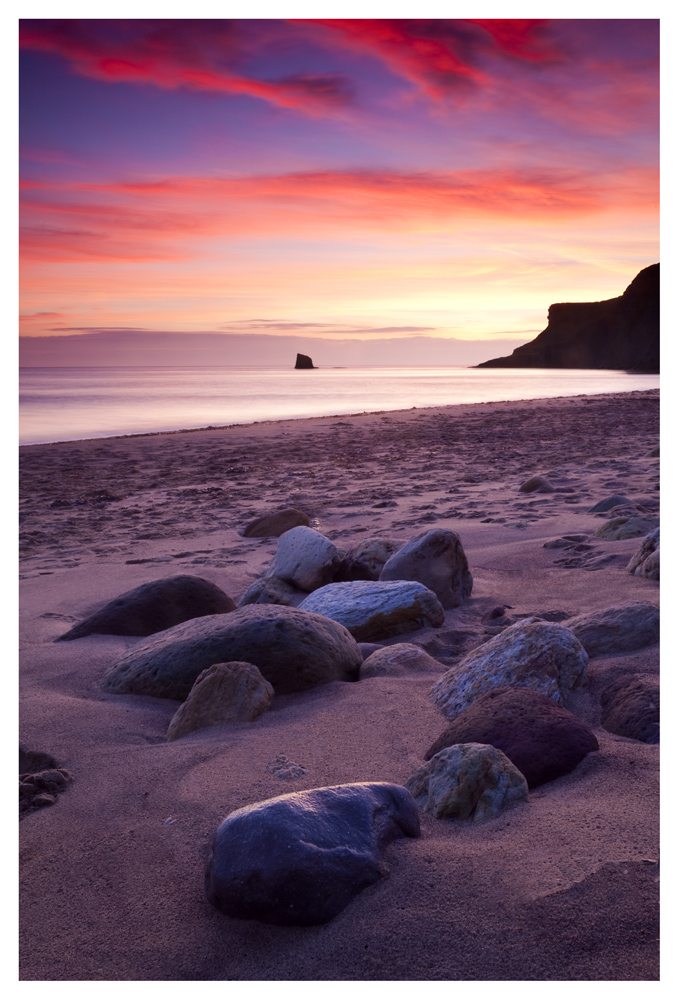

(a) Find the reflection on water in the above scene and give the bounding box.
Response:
[19,366,659,446]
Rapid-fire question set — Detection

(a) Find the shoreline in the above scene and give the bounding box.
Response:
[19,386,659,449]
[20,388,659,980]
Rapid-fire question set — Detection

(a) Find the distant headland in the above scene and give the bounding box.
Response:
[476,263,659,373]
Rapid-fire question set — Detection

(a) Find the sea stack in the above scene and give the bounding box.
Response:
[476,263,659,373]
[295,353,316,369]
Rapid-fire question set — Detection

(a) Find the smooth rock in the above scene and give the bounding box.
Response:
[594,516,658,540]
[564,601,659,656]
[588,495,632,513]
[425,686,599,788]
[431,618,589,721]
[167,662,274,741]
[299,580,445,642]
[237,576,307,608]
[627,528,660,581]
[101,605,362,700]
[600,674,659,743]
[379,528,473,610]
[405,743,529,822]
[360,643,443,679]
[519,476,554,493]
[241,508,311,538]
[358,642,384,660]
[266,526,341,592]
[334,537,402,582]
[56,575,236,641]
[205,782,420,925]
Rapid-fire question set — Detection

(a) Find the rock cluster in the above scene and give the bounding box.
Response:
[20,747,73,817]
[405,743,528,822]
[56,575,236,641]
[627,528,659,580]
[205,782,420,925]
[431,618,589,721]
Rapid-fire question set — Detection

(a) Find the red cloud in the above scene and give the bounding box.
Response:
[19,19,352,114]
[20,165,657,264]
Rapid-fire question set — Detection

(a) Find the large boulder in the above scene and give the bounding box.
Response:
[379,528,473,609]
[237,576,306,608]
[424,687,599,788]
[564,601,659,657]
[166,662,274,741]
[101,605,362,700]
[299,580,445,642]
[205,782,420,925]
[240,508,311,538]
[627,528,660,581]
[360,643,443,679]
[266,526,341,592]
[431,618,589,721]
[405,743,528,822]
[600,674,659,743]
[334,537,402,582]
[55,575,236,641]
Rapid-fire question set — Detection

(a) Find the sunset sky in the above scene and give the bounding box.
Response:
[19,14,659,365]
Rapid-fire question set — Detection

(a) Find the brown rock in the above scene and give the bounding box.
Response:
[519,476,554,493]
[241,508,311,538]
[334,537,402,582]
[600,674,659,743]
[360,643,443,679]
[167,662,274,741]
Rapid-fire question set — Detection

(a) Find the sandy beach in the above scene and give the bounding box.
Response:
[19,389,660,981]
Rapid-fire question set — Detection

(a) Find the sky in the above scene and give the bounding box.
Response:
[18,12,660,366]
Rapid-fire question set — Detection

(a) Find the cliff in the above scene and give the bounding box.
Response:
[476,263,659,373]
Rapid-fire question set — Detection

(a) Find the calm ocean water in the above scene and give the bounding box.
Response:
[19,366,660,446]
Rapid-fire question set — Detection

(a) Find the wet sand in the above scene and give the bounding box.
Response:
[19,389,659,981]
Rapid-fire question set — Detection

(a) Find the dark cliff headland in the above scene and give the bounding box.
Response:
[477,263,659,373]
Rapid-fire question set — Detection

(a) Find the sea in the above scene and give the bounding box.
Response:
[19,366,660,446]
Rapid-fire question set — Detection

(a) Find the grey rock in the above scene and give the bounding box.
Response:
[405,743,529,822]
[594,516,658,540]
[431,618,588,722]
[299,580,445,642]
[588,495,632,513]
[379,528,473,609]
[564,601,659,656]
[266,526,341,592]
[237,576,307,608]
[167,662,273,741]
[56,575,236,641]
[241,508,311,538]
[627,528,659,581]
[334,537,402,582]
[101,605,362,700]
[358,642,384,660]
[360,643,443,679]
[205,782,420,925]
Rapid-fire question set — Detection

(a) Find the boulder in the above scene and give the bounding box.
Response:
[360,643,443,679]
[55,575,236,641]
[241,508,311,538]
[594,516,658,540]
[588,495,632,513]
[379,528,473,610]
[519,476,554,494]
[405,743,528,822]
[237,576,307,608]
[334,537,402,582]
[101,605,362,700]
[358,642,384,660]
[431,618,588,721]
[167,662,274,741]
[266,526,341,592]
[564,601,659,656]
[299,580,445,642]
[424,687,599,788]
[627,528,660,581]
[205,782,420,925]
[600,674,659,743]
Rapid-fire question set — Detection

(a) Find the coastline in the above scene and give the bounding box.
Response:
[20,389,659,980]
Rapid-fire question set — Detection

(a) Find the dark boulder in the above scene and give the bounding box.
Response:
[476,263,659,372]
[56,575,236,641]
[600,674,659,743]
[240,508,311,538]
[424,686,599,788]
[101,604,363,700]
[205,782,420,925]
[294,353,316,369]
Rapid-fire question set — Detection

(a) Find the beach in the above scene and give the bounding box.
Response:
[19,389,660,981]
